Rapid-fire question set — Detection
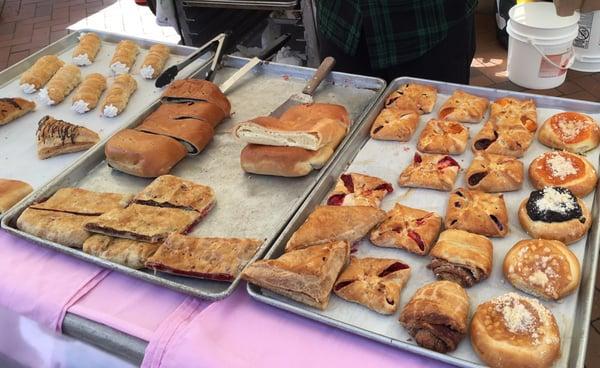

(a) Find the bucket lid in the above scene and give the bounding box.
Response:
[509,2,579,31]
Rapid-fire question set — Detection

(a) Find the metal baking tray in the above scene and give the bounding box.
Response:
[1,55,386,300]
[248,77,600,368]
[181,0,297,10]
[0,28,213,214]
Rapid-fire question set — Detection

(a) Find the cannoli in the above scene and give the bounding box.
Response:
[140,44,170,79]
[38,64,81,105]
[101,74,137,118]
[110,40,139,75]
[72,33,102,66]
[19,55,64,93]
[71,73,107,113]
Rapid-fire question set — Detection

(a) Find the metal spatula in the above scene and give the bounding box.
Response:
[270,56,336,117]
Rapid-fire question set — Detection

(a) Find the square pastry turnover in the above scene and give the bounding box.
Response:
[465,153,524,192]
[370,203,442,255]
[444,188,508,237]
[472,120,533,158]
[398,153,460,191]
[438,90,489,123]
[417,119,469,154]
[370,107,419,141]
[384,83,437,114]
[326,172,393,207]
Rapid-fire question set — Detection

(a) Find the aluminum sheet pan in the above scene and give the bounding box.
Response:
[0,28,211,205]
[248,77,600,368]
[1,55,386,300]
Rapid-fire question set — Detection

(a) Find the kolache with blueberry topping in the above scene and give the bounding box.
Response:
[518,187,592,245]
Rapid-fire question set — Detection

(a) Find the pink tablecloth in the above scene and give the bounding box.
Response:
[0,230,452,367]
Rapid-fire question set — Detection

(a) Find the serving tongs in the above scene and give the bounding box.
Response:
[155,33,228,88]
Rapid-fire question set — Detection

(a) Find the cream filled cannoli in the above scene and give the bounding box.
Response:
[71,73,107,113]
[38,64,81,106]
[110,40,139,75]
[101,74,137,117]
[19,55,64,94]
[72,33,102,66]
[140,44,170,79]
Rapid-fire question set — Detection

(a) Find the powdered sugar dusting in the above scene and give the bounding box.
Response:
[492,293,555,345]
[556,117,584,141]
[535,187,576,214]
[545,152,578,180]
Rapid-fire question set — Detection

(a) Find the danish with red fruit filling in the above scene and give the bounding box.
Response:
[370,203,442,255]
[398,153,460,191]
[326,173,393,207]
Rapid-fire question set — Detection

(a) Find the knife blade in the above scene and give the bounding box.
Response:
[270,56,336,117]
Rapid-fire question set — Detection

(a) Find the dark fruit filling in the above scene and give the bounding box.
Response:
[327,194,346,206]
[334,280,355,291]
[414,153,422,163]
[526,187,582,223]
[408,230,425,251]
[341,174,354,193]
[489,214,503,231]
[474,131,499,150]
[468,172,487,186]
[378,262,410,277]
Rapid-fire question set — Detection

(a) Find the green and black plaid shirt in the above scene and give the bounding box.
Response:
[316,0,478,70]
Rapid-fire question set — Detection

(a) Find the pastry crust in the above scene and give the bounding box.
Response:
[147,101,226,128]
[83,234,159,269]
[36,115,100,159]
[465,153,524,192]
[428,229,493,287]
[133,175,215,214]
[30,187,131,215]
[438,90,489,123]
[529,150,597,197]
[472,120,533,158]
[333,256,411,314]
[470,293,560,368]
[235,115,347,151]
[538,112,600,153]
[489,97,537,132]
[243,240,350,310]
[518,187,591,244]
[161,79,231,117]
[326,172,393,207]
[384,83,438,114]
[285,205,386,252]
[146,233,263,281]
[137,114,214,155]
[0,179,33,214]
[370,203,442,255]
[399,280,470,353]
[445,188,509,237]
[0,97,35,126]
[397,153,460,191]
[140,44,170,79]
[84,204,202,243]
[370,107,419,141]
[72,33,101,65]
[503,239,581,301]
[279,102,350,129]
[110,40,139,74]
[416,119,469,154]
[101,74,137,117]
[16,207,92,248]
[105,129,187,178]
[20,55,64,92]
[71,73,106,113]
[40,64,81,105]
[240,142,338,177]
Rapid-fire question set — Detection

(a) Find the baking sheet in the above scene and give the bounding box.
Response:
[248,77,600,368]
[1,56,386,300]
[0,29,211,191]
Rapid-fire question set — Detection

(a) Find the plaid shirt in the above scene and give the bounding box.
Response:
[316,0,478,70]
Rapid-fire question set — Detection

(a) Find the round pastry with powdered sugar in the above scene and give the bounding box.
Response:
[470,292,560,368]
[538,112,600,153]
[518,187,591,244]
[529,150,597,197]
[503,239,581,301]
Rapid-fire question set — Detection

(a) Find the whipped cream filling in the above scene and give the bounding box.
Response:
[140,65,155,79]
[72,99,90,114]
[20,83,37,94]
[73,53,92,66]
[103,104,119,117]
[38,88,56,105]
[110,62,130,75]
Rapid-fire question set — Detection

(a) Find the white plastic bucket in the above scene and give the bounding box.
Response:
[572,11,600,72]
[506,2,580,89]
